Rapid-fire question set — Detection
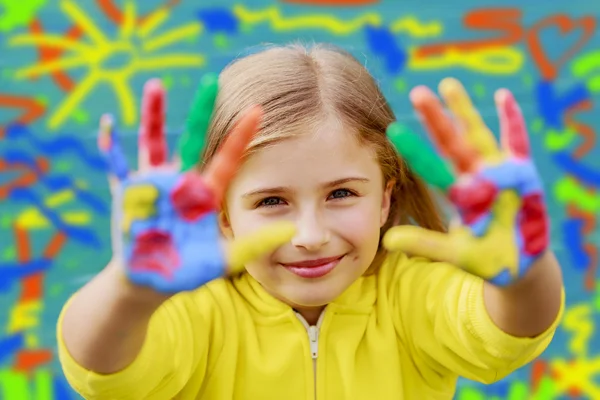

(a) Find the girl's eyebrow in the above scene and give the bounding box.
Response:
[242,177,370,199]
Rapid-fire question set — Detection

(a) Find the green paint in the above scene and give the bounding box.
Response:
[0,0,47,32]
[544,127,576,150]
[0,369,53,400]
[394,78,406,93]
[162,74,174,90]
[54,160,72,172]
[71,108,89,124]
[473,83,486,99]
[531,376,556,400]
[2,247,16,260]
[50,283,64,297]
[456,387,485,400]
[530,118,544,134]
[507,381,529,400]
[554,177,600,212]
[178,73,219,171]
[1,214,12,228]
[521,73,533,88]
[387,122,456,191]
[214,33,229,49]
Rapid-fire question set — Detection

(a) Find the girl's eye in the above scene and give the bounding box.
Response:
[257,197,285,208]
[328,189,355,200]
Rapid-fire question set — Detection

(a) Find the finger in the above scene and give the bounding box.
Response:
[438,78,500,161]
[410,85,479,174]
[138,78,167,170]
[179,73,219,171]
[383,225,467,265]
[98,114,129,185]
[225,221,296,274]
[387,122,456,191]
[495,88,531,159]
[203,106,262,204]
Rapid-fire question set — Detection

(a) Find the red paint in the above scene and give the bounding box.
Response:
[130,230,179,278]
[171,173,215,221]
[568,205,598,291]
[519,193,548,256]
[139,79,167,166]
[0,157,49,199]
[448,179,498,224]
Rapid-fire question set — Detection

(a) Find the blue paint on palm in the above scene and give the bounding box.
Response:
[121,172,226,294]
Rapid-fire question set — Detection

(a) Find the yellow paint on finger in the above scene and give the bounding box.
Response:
[227,221,297,274]
[121,184,159,233]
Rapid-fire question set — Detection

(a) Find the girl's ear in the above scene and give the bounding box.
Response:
[380,180,395,227]
[218,210,234,239]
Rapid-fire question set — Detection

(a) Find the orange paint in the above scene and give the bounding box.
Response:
[415,9,523,58]
[96,0,181,24]
[28,19,81,92]
[567,205,597,291]
[564,100,596,158]
[13,349,53,372]
[530,359,547,391]
[0,94,46,138]
[0,156,49,199]
[526,15,596,81]
[415,10,597,82]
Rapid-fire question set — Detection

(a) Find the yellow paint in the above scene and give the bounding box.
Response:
[383,191,521,281]
[7,301,42,333]
[10,0,204,129]
[227,221,297,274]
[408,46,524,75]
[45,190,74,207]
[122,184,159,233]
[25,332,39,348]
[16,208,91,229]
[232,4,381,35]
[389,16,443,38]
[549,304,600,398]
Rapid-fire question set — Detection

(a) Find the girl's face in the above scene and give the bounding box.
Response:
[221,118,393,308]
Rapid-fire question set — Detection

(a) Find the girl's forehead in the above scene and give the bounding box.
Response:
[231,128,382,190]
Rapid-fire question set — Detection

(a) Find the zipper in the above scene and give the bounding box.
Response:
[295,311,326,399]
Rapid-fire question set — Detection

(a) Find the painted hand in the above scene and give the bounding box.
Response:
[98,75,295,294]
[384,78,549,286]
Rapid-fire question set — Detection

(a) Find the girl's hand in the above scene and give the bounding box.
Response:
[384,78,549,286]
[98,76,295,294]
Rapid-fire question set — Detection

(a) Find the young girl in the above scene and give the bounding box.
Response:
[58,43,564,399]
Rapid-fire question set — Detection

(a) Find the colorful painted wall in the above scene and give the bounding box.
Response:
[1,0,599,399]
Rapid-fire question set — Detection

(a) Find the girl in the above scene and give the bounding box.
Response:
[58,43,564,399]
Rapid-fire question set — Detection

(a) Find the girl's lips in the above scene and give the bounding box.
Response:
[281,256,343,279]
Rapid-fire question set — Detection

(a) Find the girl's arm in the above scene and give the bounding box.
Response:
[60,262,168,373]
[483,250,563,338]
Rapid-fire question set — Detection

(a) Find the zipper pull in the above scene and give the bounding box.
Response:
[308,325,319,359]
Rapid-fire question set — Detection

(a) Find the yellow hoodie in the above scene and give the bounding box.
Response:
[57,252,563,399]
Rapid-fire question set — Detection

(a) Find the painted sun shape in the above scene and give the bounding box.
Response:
[9,0,204,129]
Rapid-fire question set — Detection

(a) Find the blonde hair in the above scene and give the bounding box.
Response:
[200,43,446,269]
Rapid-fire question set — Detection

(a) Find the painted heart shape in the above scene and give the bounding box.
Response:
[526,15,596,81]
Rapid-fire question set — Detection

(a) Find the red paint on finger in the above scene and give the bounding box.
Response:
[130,230,180,278]
[140,79,167,167]
[519,193,549,256]
[498,89,530,159]
[448,179,498,224]
[171,173,216,221]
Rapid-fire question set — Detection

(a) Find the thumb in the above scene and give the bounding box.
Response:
[383,225,466,265]
[225,221,296,274]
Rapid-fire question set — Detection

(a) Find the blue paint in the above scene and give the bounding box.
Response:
[5,124,107,171]
[197,7,238,34]
[562,219,590,270]
[552,152,600,187]
[364,25,406,74]
[8,188,102,247]
[53,376,75,400]
[535,81,589,129]
[0,334,25,365]
[0,259,52,293]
